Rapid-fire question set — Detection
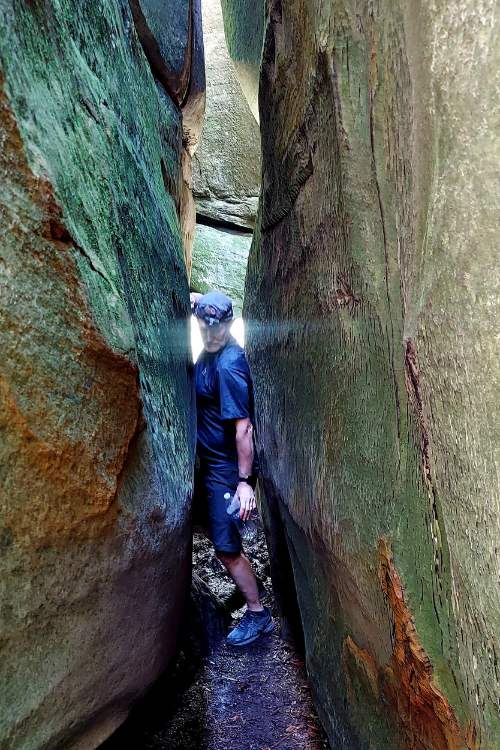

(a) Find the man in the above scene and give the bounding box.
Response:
[191,290,273,646]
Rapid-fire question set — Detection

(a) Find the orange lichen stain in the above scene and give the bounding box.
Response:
[1,353,139,549]
[342,543,478,749]
[0,79,141,548]
[378,539,477,750]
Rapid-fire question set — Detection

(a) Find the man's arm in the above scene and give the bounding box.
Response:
[235,417,256,521]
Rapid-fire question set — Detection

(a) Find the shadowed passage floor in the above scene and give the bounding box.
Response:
[102,532,329,750]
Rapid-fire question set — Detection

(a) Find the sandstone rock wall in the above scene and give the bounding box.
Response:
[190,224,251,315]
[0,1,200,747]
[190,0,259,314]
[223,1,500,748]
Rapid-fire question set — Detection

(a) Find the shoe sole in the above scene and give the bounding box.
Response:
[226,619,274,647]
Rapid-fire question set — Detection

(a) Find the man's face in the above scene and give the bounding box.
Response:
[198,319,232,353]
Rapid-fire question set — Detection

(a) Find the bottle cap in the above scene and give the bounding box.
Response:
[223,492,231,500]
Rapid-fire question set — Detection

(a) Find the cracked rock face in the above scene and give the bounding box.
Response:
[0,1,197,748]
[223,0,499,748]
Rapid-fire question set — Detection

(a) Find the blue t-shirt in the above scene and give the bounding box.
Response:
[195,337,256,476]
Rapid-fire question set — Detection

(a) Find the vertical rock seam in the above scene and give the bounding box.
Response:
[128,0,206,275]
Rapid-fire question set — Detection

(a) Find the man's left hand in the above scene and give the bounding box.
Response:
[190,291,203,313]
[236,482,256,521]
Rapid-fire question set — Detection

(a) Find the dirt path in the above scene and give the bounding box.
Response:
[103,532,329,750]
[189,631,327,750]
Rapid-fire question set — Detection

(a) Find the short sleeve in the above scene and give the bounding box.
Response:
[218,357,251,421]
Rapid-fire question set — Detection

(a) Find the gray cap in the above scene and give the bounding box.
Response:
[194,291,234,326]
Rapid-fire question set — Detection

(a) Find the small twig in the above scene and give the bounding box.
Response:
[266,738,286,750]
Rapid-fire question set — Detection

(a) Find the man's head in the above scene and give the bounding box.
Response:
[193,291,234,353]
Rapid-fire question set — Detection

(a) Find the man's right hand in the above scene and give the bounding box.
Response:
[236,482,256,521]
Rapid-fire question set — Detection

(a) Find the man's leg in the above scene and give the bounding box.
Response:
[204,476,273,644]
[218,550,274,646]
[216,551,263,612]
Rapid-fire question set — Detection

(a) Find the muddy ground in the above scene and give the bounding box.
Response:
[102,526,330,750]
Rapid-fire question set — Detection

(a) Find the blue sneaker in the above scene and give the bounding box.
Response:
[226,607,274,647]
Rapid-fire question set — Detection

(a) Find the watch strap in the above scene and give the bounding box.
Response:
[238,474,257,489]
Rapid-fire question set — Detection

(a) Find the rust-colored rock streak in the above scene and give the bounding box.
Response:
[0,81,140,548]
[378,539,474,750]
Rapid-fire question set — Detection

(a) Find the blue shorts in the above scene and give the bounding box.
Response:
[194,469,242,554]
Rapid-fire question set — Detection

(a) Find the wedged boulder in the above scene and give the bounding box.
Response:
[191,224,251,315]
[220,0,265,121]
[192,0,260,230]
[129,0,191,104]
[0,2,196,748]
[235,0,499,748]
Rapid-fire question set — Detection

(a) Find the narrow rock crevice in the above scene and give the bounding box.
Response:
[102,529,329,750]
[195,211,253,235]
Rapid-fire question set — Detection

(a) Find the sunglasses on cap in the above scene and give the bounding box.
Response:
[194,301,233,327]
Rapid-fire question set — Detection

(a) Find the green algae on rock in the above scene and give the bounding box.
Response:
[0,1,197,748]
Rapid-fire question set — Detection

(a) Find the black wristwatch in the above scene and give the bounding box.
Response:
[238,474,257,489]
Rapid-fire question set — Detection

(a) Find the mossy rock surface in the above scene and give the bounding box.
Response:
[0,1,195,748]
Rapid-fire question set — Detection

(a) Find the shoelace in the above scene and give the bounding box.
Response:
[238,611,254,627]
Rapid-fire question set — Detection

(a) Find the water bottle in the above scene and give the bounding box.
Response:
[224,492,258,543]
